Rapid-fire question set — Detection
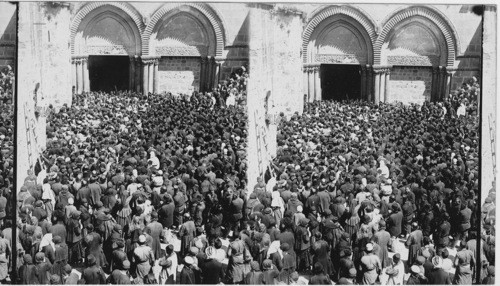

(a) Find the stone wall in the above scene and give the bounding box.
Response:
[0,3,16,69]
[158,57,201,94]
[388,66,432,104]
[247,5,274,194]
[247,4,304,194]
[481,6,497,202]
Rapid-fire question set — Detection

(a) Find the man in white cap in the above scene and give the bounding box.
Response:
[406,265,423,285]
[360,243,382,285]
[201,246,225,284]
[178,256,196,284]
[293,205,306,226]
[133,234,154,281]
[65,197,77,219]
[427,256,452,284]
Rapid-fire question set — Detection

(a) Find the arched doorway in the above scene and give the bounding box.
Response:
[144,4,224,95]
[303,6,376,102]
[381,17,448,104]
[71,3,143,93]
[375,6,458,104]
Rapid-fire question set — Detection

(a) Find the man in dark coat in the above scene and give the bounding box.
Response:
[201,246,225,284]
[386,204,403,238]
[178,256,196,284]
[427,256,452,285]
[295,218,311,273]
[82,254,106,284]
[158,194,175,228]
[18,254,38,284]
[106,260,132,284]
[35,252,52,284]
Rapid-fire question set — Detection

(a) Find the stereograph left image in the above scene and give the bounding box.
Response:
[13,1,249,284]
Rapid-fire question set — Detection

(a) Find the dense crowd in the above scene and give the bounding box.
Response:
[0,65,14,284]
[14,67,251,284]
[12,71,495,285]
[269,89,493,284]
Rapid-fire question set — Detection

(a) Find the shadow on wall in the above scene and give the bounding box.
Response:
[221,11,249,82]
[453,21,481,92]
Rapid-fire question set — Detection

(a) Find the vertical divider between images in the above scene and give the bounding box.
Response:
[12,1,19,283]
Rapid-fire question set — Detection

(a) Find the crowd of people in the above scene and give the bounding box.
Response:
[14,67,251,284]
[268,86,494,284]
[0,64,14,284]
[12,71,495,285]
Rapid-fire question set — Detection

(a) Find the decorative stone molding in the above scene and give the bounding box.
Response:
[71,55,88,64]
[315,54,364,64]
[143,3,225,57]
[86,45,129,55]
[155,46,209,57]
[387,55,439,66]
[302,5,377,63]
[374,6,458,67]
[70,2,144,55]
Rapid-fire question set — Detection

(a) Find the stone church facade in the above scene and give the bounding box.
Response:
[296,4,482,105]
[19,2,249,106]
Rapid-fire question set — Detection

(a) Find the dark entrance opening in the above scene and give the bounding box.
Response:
[89,56,129,92]
[321,64,361,101]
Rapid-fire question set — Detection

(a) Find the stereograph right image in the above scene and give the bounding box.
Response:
[8,1,498,285]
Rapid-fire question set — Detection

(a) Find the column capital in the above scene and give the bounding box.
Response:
[200,57,208,64]
[372,65,392,74]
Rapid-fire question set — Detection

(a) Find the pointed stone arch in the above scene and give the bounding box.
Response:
[302,5,377,64]
[142,3,225,57]
[374,5,459,67]
[70,2,144,55]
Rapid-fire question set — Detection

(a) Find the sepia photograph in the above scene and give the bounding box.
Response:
[0,0,497,284]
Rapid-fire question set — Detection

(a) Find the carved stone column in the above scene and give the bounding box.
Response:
[384,69,391,103]
[313,65,321,101]
[71,57,77,94]
[373,69,381,103]
[431,66,439,102]
[135,56,141,93]
[148,60,154,94]
[307,67,314,102]
[360,66,366,101]
[366,65,373,102]
[303,66,308,100]
[76,57,83,94]
[214,59,223,88]
[209,57,216,91]
[437,66,446,101]
[129,56,134,91]
[200,57,208,92]
[444,69,454,100]
[142,58,149,95]
[379,69,387,103]
[82,57,90,92]
[153,58,159,94]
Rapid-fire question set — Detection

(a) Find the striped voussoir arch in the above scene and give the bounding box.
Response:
[374,6,458,67]
[142,3,226,57]
[70,2,145,55]
[302,5,377,64]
